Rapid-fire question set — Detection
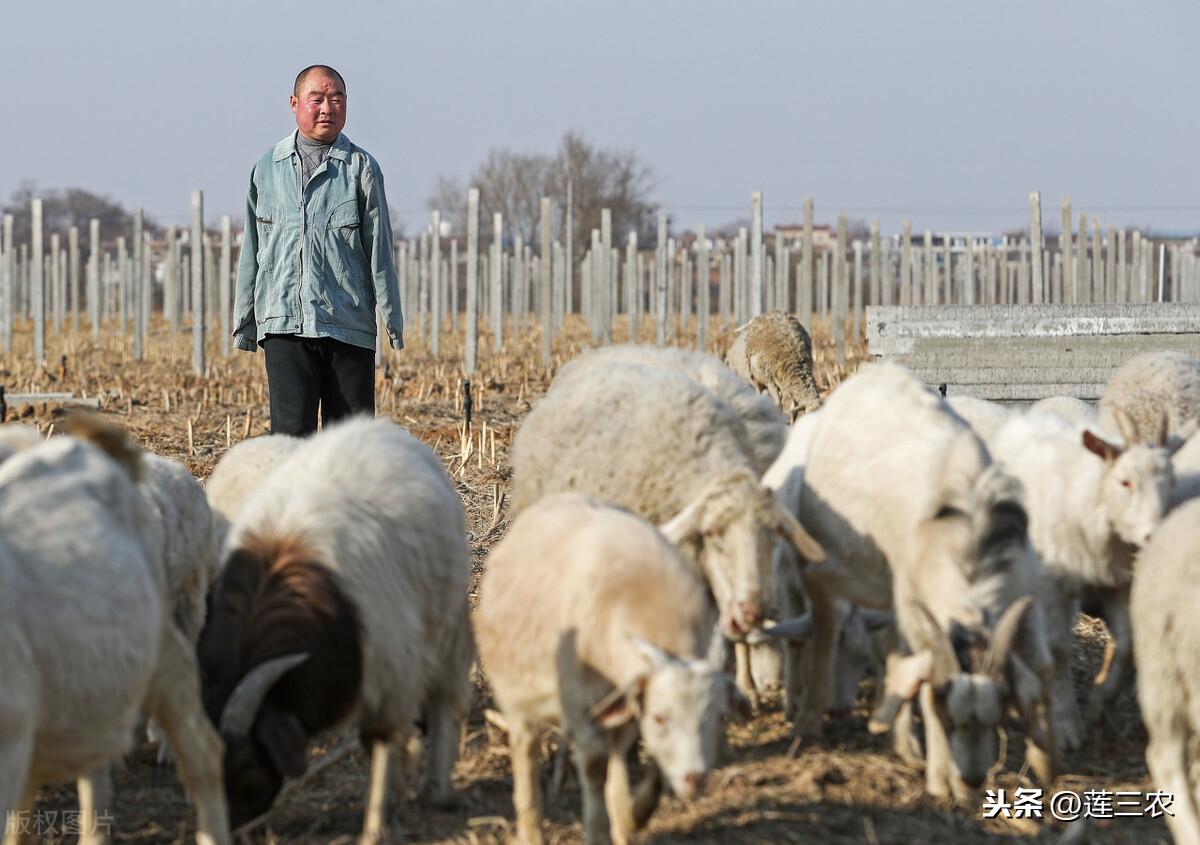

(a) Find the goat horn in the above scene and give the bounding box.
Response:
[219,653,310,738]
[750,614,814,642]
[907,601,959,682]
[1112,406,1139,447]
[772,498,825,562]
[659,495,707,545]
[858,608,895,630]
[984,596,1034,681]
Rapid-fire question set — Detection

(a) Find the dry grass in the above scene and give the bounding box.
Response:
[5,315,1170,844]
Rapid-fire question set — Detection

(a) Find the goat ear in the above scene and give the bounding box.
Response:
[869,651,934,734]
[254,710,309,779]
[1112,406,1140,447]
[1007,654,1054,753]
[631,636,674,670]
[1082,429,1123,463]
[591,676,647,729]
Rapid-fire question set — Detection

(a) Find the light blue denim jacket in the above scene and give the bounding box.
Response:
[233,132,404,352]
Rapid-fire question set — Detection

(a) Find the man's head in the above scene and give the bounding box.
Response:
[291,65,347,143]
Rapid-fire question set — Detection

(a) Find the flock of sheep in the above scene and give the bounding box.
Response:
[1,309,1199,845]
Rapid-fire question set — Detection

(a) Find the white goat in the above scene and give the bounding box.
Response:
[198,417,472,844]
[778,364,1055,799]
[989,407,1175,748]
[1099,351,1200,448]
[1131,498,1200,845]
[204,433,301,555]
[0,420,229,845]
[511,348,823,662]
[477,493,738,845]
[946,395,1013,442]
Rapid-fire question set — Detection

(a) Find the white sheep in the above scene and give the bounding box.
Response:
[0,419,229,845]
[198,417,472,843]
[204,433,301,555]
[945,395,1014,442]
[550,344,788,477]
[1099,351,1200,448]
[511,348,823,696]
[0,423,42,464]
[988,407,1175,748]
[1171,428,1200,509]
[1029,396,1098,429]
[724,311,822,422]
[1131,498,1200,845]
[477,493,738,845]
[777,363,1055,799]
[754,409,894,718]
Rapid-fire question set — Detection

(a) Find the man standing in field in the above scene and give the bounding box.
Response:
[233,64,403,436]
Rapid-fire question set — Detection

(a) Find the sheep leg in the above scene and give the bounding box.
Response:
[631,763,663,830]
[891,700,923,763]
[1085,586,1133,727]
[603,725,639,845]
[360,741,394,845]
[77,766,112,845]
[794,576,835,739]
[733,642,760,712]
[918,683,958,800]
[0,741,34,845]
[1146,734,1200,845]
[419,695,461,807]
[572,733,613,845]
[142,626,230,845]
[1040,583,1083,751]
[509,720,545,845]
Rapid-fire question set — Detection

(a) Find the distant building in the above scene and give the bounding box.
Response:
[774,223,834,252]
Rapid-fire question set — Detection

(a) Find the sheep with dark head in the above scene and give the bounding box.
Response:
[198,417,472,843]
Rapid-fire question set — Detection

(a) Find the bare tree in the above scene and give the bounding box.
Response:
[3,182,160,246]
[427,132,656,253]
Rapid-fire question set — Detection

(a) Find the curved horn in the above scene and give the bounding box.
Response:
[983,595,1034,680]
[219,653,310,738]
[906,601,959,682]
[659,495,707,545]
[858,608,896,631]
[751,614,814,642]
[771,498,825,562]
[1112,406,1139,447]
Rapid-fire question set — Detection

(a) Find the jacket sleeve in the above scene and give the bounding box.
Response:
[232,165,260,352]
[359,158,404,350]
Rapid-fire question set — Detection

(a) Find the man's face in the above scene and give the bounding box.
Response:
[290,72,346,143]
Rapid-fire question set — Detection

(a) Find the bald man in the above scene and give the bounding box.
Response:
[233,64,404,436]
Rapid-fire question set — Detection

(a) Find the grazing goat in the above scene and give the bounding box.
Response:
[198,417,472,843]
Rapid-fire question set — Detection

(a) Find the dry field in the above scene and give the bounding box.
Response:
[4,316,1172,844]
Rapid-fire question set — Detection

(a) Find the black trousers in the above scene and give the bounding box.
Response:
[263,335,376,436]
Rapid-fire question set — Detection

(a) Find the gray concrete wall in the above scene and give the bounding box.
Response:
[867,303,1200,402]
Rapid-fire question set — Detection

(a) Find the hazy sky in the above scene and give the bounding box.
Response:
[6,0,1199,238]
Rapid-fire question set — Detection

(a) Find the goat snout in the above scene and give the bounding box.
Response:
[679,770,706,800]
[737,601,763,628]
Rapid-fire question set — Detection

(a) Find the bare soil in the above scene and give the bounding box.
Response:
[6,317,1172,844]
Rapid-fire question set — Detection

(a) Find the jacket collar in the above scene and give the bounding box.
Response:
[272,131,353,162]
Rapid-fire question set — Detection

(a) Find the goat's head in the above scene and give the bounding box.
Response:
[591,638,747,801]
[1084,409,1175,548]
[198,535,364,829]
[870,597,1044,792]
[660,471,824,641]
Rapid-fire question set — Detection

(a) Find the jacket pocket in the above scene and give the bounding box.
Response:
[254,194,291,319]
[322,200,374,331]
